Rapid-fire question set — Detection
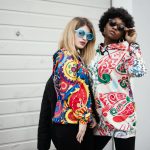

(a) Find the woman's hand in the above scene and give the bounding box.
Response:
[76,123,87,143]
[90,117,97,128]
[125,28,137,44]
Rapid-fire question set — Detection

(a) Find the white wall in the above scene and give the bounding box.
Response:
[112,0,132,13]
[132,0,150,150]
[0,0,111,149]
[112,1,150,150]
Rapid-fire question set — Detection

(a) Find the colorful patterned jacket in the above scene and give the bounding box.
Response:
[88,41,146,138]
[52,49,93,124]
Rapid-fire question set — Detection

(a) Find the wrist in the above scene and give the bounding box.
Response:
[79,119,87,124]
[129,42,140,55]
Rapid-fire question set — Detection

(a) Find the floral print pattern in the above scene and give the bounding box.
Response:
[52,49,92,124]
[88,41,146,138]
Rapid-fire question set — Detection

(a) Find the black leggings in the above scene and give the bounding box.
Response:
[52,124,93,150]
[94,135,135,150]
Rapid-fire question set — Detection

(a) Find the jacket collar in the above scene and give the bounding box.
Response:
[97,41,128,54]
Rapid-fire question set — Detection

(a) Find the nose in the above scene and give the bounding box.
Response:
[112,25,118,30]
[82,35,87,40]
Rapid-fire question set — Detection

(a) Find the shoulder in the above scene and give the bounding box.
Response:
[53,49,64,59]
[53,49,68,61]
[53,49,75,63]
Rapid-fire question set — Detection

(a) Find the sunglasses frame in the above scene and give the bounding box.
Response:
[108,19,126,32]
[75,29,94,41]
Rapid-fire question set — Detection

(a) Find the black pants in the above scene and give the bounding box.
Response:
[94,136,135,150]
[52,124,93,150]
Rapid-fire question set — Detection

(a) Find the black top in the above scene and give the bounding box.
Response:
[37,76,99,150]
[37,76,57,150]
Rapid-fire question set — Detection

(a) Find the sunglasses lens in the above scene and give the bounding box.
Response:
[118,24,125,31]
[75,29,94,41]
[77,30,85,37]
[86,33,94,41]
[109,20,116,27]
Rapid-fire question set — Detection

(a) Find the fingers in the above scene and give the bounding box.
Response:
[125,28,136,36]
[90,121,97,128]
[124,27,135,32]
[90,118,97,128]
[76,130,85,143]
[125,27,137,43]
[90,123,95,128]
[76,123,87,143]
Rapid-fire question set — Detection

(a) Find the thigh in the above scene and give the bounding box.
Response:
[53,124,80,150]
[93,135,111,150]
[114,137,135,150]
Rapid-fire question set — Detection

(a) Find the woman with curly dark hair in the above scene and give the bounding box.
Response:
[88,7,146,150]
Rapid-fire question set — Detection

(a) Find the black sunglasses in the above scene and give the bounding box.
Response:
[108,19,125,32]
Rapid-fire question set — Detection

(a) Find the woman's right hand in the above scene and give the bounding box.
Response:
[76,123,87,143]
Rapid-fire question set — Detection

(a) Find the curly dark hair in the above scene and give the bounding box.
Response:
[99,7,135,33]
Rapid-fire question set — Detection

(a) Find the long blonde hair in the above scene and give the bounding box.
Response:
[58,17,96,65]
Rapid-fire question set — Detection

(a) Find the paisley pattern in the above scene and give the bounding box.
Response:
[52,49,92,124]
[88,41,146,138]
[63,59,77,81]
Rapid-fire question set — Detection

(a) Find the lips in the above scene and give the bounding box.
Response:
[109,30,116,36]
[79,41,86,46]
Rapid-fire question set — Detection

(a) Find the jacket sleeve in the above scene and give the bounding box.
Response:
[125,43,146,77]
[53,50,92,124]
[37,76,57,150]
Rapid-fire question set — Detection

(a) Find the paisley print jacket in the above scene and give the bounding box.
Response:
[88,41,146,138]
[52,49,92,124]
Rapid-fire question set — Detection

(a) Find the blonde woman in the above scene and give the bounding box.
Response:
[38,17,97,150]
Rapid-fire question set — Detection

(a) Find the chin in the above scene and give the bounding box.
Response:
[109,37,119,42]
[77,45,85,49]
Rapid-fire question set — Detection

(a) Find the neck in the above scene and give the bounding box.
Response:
[104,39,118,47]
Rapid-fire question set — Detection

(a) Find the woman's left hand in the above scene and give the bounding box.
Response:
[90,117,97,128]
[125,28,137,44]
[76,123,87,143]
